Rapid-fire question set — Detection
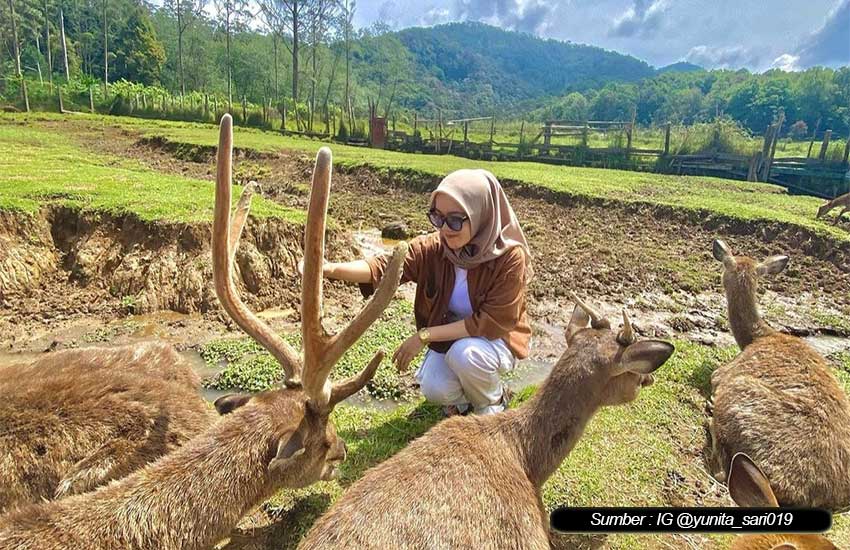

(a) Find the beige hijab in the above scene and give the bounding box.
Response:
[430,169,533,280]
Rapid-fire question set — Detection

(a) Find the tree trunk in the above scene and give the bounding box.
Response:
[272,32,279,99]
[226,4,232,111]
[102,0,109,95]
[291,2,300,130]
[8,0,22,77]
[323,50,339,135]
[43,0,53,86]
[177,0,185,96]
[59,8,70,80]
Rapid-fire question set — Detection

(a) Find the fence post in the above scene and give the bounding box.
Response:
[21,79,30,113]
[663,123,671,156]
[806,119,821,158]
[57,87,64,113]
[819,130,832,161]
[543,122,552,147]
[89,86,94,113]
[489,116,495,146]
[518,121,525,154]
[843,131,850,165]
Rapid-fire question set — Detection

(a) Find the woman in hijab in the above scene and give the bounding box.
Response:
[317,169,532,416]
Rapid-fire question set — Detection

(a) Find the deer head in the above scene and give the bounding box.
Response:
[712,239,789,348]
[566,293,674,407]
[728,453,837,550]
[211,114,407,488]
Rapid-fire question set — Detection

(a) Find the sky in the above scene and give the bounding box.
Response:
[353,0,850,71]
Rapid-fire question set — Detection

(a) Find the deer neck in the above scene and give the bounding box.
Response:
[725,283,775,349]
[113,407,281,548]
[503,346,608,488]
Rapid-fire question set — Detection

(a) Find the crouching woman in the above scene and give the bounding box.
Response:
[319,168,532,415]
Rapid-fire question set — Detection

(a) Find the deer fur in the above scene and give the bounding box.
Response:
[728,453,837,550]
[709,239,850,510]
[299,296,674,549]
[816,192,850,225]
[0,114,406,550]
[0,341,217,513]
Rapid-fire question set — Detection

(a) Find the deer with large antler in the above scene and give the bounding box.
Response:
[709,239,850,511]
[0,114,406,550]
[299,295,674,549]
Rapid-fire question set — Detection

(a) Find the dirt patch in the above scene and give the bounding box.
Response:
[0,204,359,349]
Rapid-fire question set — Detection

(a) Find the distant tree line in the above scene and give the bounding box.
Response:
[1,3,848,137]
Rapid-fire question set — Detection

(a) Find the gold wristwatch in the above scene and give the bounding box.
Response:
[417,328,431,344]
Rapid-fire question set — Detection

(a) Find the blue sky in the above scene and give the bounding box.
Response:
[353,0,850,71]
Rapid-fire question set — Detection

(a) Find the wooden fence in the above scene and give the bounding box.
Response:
[377,115,850,199]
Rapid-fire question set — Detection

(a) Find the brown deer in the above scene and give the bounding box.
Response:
[0,114,407,550]
[299,295,674,549]
[0,342,217,513]
[816,191,850,225]
[709,239,850,510]
[727,453,837,550]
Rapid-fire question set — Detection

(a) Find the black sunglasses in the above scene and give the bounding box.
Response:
[428,209,468,231]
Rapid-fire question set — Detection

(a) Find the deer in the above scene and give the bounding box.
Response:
[298,295,674,549]
[727,453,838,550]
[0,113,407,550]
[709,239,850,510]
[0,342,217,513]
[816,191,850,225]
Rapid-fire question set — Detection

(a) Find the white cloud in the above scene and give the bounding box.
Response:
[609,0,670,38]
[685,44,762,69]
[773,0,850,69]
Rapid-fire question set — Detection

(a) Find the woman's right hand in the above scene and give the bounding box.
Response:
[298,258,331,277]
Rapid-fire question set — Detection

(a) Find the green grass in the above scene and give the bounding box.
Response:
[0,119,302,223]
[12,112,844,241]
[201,300,420,399]
[247,340,848,549]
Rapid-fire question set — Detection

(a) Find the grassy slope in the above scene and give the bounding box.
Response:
[0,120,302,223]
[49,113,844,242]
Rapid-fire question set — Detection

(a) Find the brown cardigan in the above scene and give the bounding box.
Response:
[360,232,531,359]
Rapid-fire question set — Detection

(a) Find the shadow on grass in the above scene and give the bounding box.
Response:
[221,400,443,549]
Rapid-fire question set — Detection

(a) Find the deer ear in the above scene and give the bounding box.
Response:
[566,304,589,344]
[756,255,789,276]
[268,431,305,473]
[728,453,779,507]
[213,393,253,415]
[712,239,736,268]
[620,340,674,375]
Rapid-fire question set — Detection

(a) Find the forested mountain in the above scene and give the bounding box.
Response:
[2,0,848,135]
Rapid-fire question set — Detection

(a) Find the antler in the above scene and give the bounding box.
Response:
[617,309,636,345]
[213,114,302,385]
[299,146,407,406]
[569,292,610,329]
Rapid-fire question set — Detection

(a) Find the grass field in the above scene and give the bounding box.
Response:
[0,120,302,223]
[6,112,843,241]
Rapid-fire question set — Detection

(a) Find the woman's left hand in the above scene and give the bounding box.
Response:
[392,333,425,372]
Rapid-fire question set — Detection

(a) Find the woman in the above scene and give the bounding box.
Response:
[319,168,532,416]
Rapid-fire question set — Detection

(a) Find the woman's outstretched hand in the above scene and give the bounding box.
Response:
[392,333,425,372]
[297,258,331,277]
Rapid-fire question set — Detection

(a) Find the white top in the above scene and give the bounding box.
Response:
[448,266,474,319]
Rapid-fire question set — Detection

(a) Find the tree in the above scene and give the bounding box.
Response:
[306,0,334,130]
[164,0,206,96]
[111,5,165,85]
[214,0,249,109]
[336,0,354,128]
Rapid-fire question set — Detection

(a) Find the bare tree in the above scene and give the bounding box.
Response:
[42,0,52,86]
[6,0,29,110]
[59,7,69,80]
[306,0,334,131]
[337,0,355,129]
[165,0,207,96]
[214,0,248,111]
[101,0,108,94]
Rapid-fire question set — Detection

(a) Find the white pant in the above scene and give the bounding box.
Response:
[415,337,516,415]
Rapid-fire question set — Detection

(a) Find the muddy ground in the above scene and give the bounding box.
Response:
[2,119,850,549]
[6,119,846,355]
